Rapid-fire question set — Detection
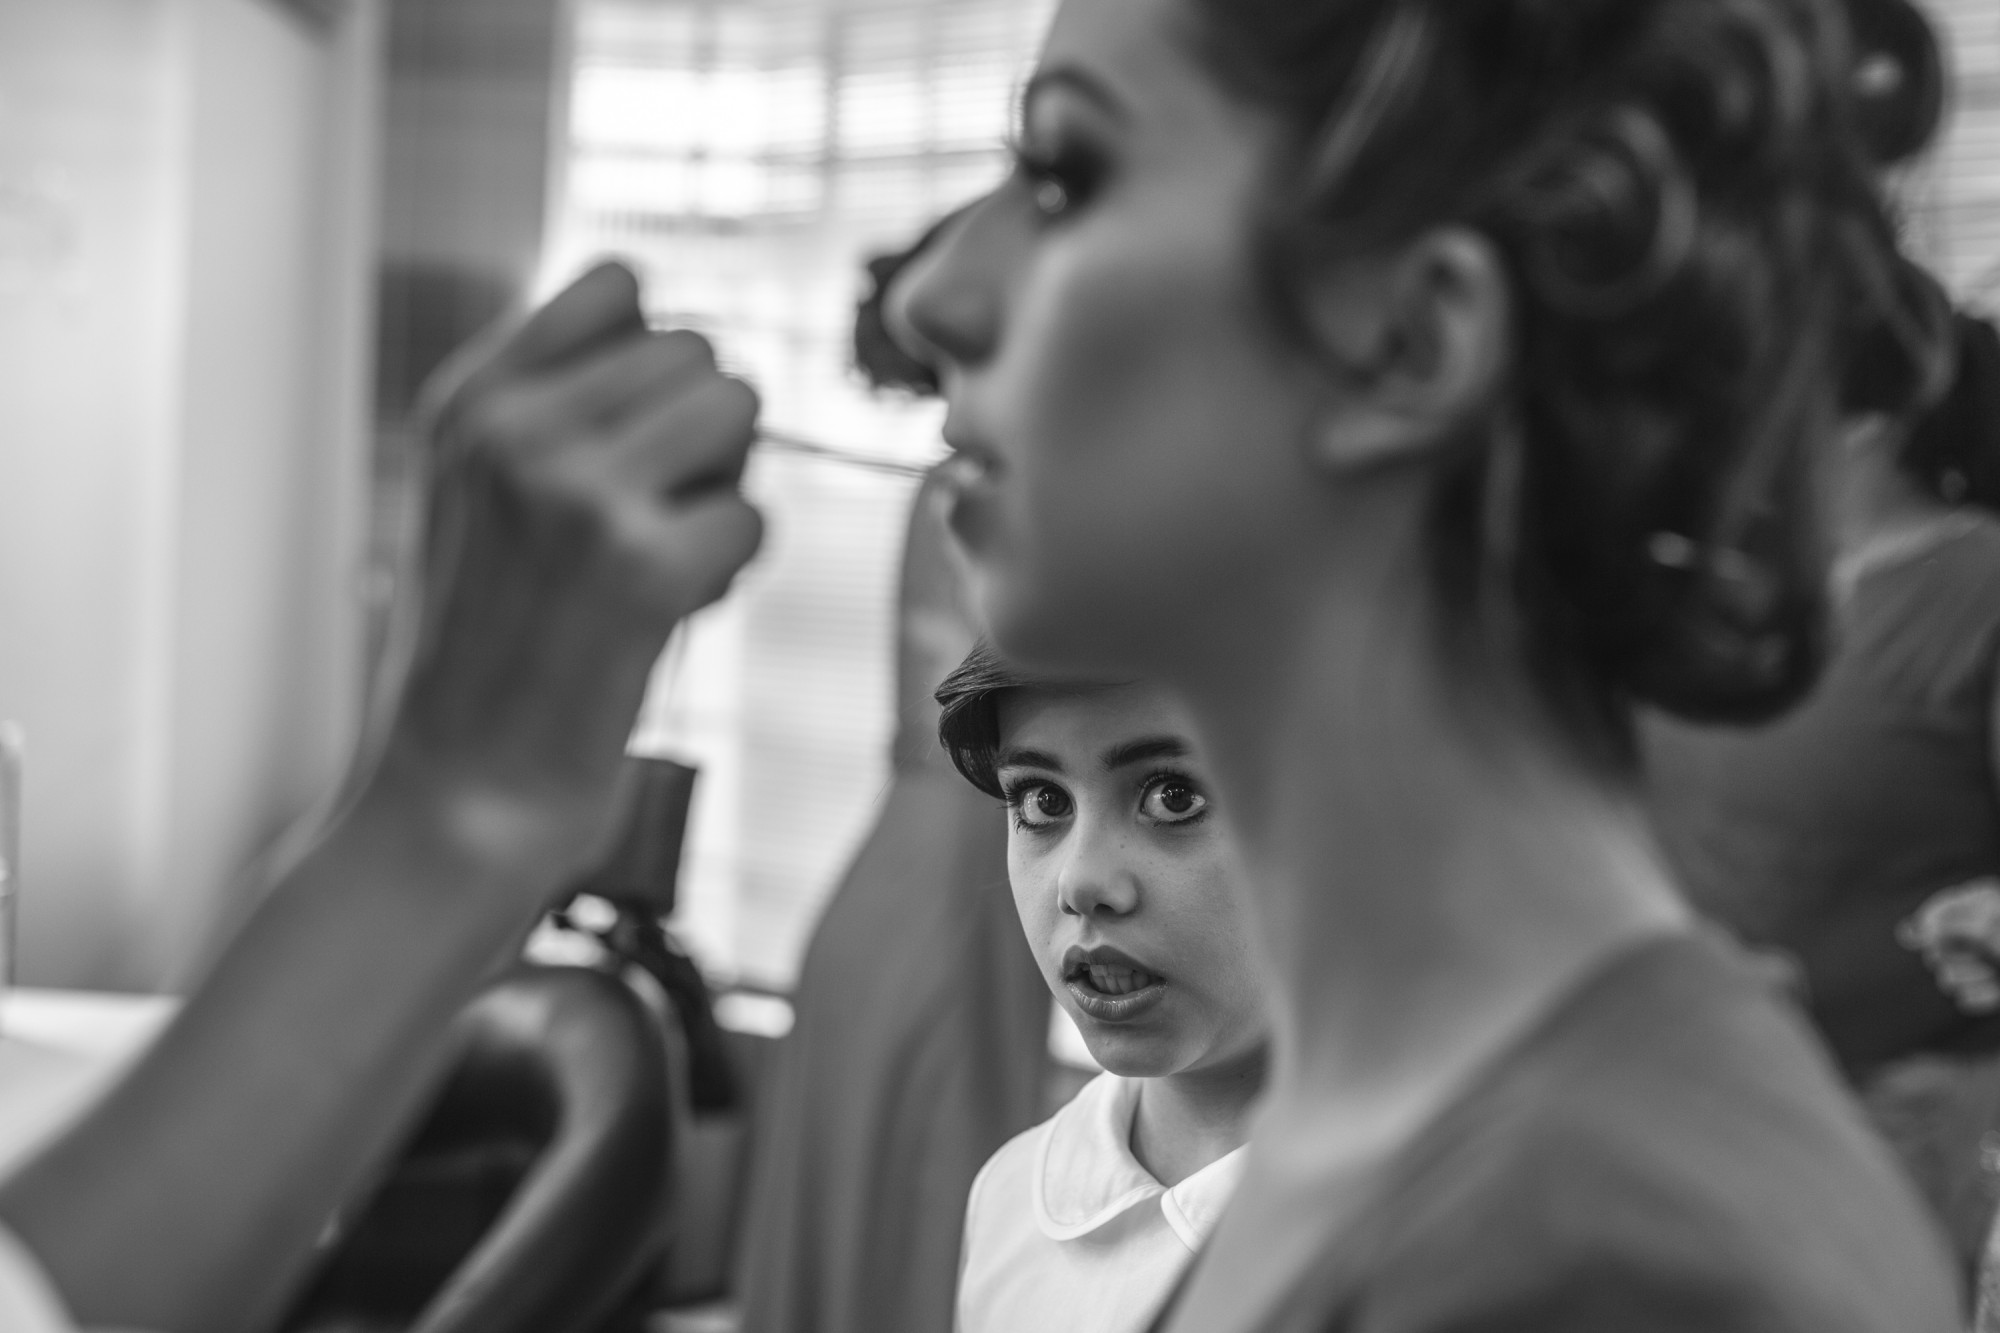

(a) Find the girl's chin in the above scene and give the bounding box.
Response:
[1076,1027,1188,1081]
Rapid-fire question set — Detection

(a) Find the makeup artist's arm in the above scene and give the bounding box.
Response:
[0,263,761,1333]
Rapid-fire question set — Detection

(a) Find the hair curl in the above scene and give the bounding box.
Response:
[934,641,1032,799]
[1191,0,1945,758]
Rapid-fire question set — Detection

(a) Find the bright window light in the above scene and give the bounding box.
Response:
[546,0,1053,991]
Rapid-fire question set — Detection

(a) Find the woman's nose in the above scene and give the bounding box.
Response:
[884,197,1003,373]
[1057,832,1141,920]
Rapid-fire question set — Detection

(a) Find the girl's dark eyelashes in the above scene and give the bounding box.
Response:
[1140,769,1211,825]
[1000,776,1072,831]
[997,775,1038,805]
[998,771,1209,830]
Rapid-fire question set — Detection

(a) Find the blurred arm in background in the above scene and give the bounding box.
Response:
[0,262,762,1333]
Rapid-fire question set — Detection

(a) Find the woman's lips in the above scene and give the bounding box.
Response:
[934,450,992,493]
[939,421,1001,485]
[934,441,1001,551]
[1063,946,1168,1023]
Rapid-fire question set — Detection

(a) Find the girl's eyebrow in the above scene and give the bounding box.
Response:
[995,747,1066,774]
[1101,737,1189,770]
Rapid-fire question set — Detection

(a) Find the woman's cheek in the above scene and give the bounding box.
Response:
[995,219,1300,659]
[1003,234,1187,473]
[980,252,1215,661]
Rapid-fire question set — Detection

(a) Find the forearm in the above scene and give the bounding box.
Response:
[0,260,760,1333]
[0,759,564,1333]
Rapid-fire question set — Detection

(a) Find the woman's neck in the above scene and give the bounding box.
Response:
[1829,448,1967,597]
[1131,1043,1268,1189]
[1178,532,1688,1168]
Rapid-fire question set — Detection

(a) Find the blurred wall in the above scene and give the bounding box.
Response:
[361,0,564,692]
[0,0,383,990]
[376,0,563,418]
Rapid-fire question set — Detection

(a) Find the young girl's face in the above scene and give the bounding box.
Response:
[995,681,1266,1078]
[893,0,1326,680]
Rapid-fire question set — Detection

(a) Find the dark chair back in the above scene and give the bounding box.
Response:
[285,966,671,1333]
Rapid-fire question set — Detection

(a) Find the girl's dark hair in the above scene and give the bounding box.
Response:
[1190,0,1946,757]
[934,641,1024,799]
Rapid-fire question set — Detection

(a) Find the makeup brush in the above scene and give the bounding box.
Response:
[756,426,937,479]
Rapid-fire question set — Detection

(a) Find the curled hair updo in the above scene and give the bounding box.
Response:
[1190,0,1945,757]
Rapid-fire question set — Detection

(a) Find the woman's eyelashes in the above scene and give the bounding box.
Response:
[1004,128,1107,224]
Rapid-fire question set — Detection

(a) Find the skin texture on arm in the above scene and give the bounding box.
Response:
[0,262,762,1333]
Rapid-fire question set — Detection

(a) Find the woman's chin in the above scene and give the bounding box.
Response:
[980,581,1150,681]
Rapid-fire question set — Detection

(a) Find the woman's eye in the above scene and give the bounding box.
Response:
[1032,176,1072,219]
[1011,153,1077,221]
[1009,782,1074,828]
[1008,138,1101,224]
[1141,777,1208,825]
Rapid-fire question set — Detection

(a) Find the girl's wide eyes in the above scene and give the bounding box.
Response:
[1009,781,1074,829]
[1140,776,1208,825]
[1004,773,1208,829]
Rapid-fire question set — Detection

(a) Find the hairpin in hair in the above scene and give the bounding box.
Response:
[1303,5,1434,200]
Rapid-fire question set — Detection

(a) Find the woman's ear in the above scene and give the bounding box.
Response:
[1300,227,1513,474]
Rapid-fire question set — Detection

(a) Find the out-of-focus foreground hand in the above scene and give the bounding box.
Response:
[0,262,763,1333]
[380,260,763,882]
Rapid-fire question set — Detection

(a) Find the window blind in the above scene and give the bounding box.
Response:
[547,0,1051,990]
[1906,1,2000,314]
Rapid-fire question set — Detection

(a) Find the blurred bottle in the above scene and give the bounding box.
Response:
[575,756,698,917]
[564,755,737,1113]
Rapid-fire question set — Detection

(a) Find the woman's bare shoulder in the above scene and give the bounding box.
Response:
[1352,932,1960,1333]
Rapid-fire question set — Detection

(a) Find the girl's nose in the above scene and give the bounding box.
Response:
[884,196,1004,373]
[1057,832,1141,920]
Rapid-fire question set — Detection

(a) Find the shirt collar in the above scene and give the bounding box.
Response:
[1031,1072,1246,1251]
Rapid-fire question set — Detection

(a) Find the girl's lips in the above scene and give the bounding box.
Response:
[1063,948,1167,1023]
[1066,975,1168,1023]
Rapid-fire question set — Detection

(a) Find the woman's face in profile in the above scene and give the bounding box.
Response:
[893,0,1331,680]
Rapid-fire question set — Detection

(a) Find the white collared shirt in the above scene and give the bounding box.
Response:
[956,1072,1246,1333]
[0,1226,77,1333]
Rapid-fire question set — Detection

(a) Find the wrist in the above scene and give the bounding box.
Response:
[341,742,606,912]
